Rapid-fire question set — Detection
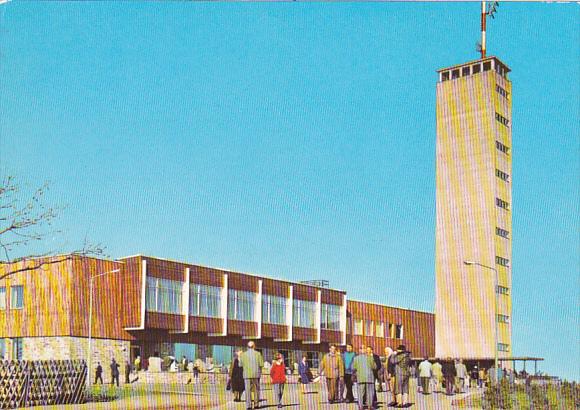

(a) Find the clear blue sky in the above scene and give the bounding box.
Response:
[1,2,578,380]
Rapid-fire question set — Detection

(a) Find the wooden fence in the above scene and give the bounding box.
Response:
[0,360,86,409]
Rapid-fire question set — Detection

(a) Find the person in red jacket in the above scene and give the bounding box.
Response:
[270,353,287,409]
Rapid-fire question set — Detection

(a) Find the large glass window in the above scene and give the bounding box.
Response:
[228,290,256,321]
[0,287,5,310]
[321,303,341,330]
[395,324,404,339]
[212,345,234,367]
[190,284,222,318]
[365,320,374,336]
[145,277,182,314]
[262,294,286,325]
[376,322,385,338]
[292,299,317,328]
[10,286,23,309]
[353,319,363,336]
[306,351,321,369]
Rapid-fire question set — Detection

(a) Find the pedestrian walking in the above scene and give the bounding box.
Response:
[383,347,395,402]
[352,345,377,410]
[441,358,456,395]
[470,366,479,388]
[478,368,486,388]
[110,358,120,387]
[270,353,287,409]
[94,362,103,384]
[392,344,411,407]
[455,359,467,393]
[418,358,432,394]
[367,346,382,407]
[229,349,245,402]
[342,344,356,403]
[239,341,264,410]
[431,359,443,393]
[298,355,312,394]
[319,344,345,404]
[124,360,132,384]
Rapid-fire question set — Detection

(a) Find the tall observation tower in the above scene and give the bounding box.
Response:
[434,2,512,361]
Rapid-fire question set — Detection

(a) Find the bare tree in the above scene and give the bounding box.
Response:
[0,175,106,280]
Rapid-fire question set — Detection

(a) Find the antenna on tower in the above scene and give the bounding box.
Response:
[480,1,500,59]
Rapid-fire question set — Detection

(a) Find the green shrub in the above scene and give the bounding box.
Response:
[483,379,580,409]
[84,389,119,403]
[483,379,515,409]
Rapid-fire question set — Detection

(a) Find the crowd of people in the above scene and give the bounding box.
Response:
[93,344,530,409]
[223,342,415,409]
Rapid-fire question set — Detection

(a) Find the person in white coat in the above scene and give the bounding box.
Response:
[418,358,432,394]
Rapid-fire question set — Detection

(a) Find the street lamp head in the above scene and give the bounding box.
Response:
[464,260,475,265]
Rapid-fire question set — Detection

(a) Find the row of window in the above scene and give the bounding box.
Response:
[496,169,510,183]
[353,319,403,339]
[496,227,510,239]
[496,141,510,155]
[497,285,510,295]
[496,197,510,211]
[496,256,510,267]
[496,85,509,99]
[498,343,510,352]
[145,279,341,329]
[440,60,495,82]
[0,286,24,310]
[495,112,510,127]
[497,314,510,324]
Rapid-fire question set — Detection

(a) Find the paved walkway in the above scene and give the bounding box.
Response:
[214,380,482,410]
[43,379,483,409]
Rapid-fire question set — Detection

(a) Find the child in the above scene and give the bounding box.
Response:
[270,353,287,409]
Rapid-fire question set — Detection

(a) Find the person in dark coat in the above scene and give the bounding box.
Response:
[95,362,103,384]
[125,360,132,384]
[342,344,356,403]
[393,345,411,407]
[441,358,457,395]
[228,349,245,402]
[298,355,312,394]
[110,358,120,387]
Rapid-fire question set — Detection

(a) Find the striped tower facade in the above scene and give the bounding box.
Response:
[434,57,512,359]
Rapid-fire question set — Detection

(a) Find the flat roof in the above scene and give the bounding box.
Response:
[347,298,434,315]
[436,55,511,73]
[119,254,347,294]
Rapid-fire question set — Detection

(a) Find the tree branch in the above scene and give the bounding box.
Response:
[0,175,107,280]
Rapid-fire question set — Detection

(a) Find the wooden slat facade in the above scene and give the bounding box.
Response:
[118,256,143,329]
[1,255,434,360]
[347,300,435,358]
[0,258,72,338]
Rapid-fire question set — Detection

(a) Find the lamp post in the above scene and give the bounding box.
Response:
[87,268,120,388]
[464,260,499,382]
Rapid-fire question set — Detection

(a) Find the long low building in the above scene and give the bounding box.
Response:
[0,254,434,371]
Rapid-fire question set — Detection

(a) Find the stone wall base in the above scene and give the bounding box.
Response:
[14,336,130,383]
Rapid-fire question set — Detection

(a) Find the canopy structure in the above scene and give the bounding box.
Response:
[411,356,544,374]
[498,357,544,374]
